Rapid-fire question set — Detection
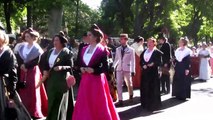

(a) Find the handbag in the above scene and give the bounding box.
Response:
[2,77,18,119]
[161,66,170,76]
[66,75,76,88]
[17,72,27,89]
[66,72,76,88]
[108,72,118,102]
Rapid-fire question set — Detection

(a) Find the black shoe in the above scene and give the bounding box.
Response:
[115,100,123,107]
[165,90,170,94]
[129,95,133,100]
[161,90,166,94]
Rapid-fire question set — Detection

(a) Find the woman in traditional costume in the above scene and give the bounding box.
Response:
[131,36,144,88]
[172,37,192,100]
[72,24,120,120]
[16,28,47,119]
[140,37,162,111]
[0,30,31,120]
[198,43,211,81]
[37,31,75,120]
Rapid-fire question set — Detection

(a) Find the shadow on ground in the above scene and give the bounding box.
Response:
[119,97,187,120]
[191,78,208,85]
[191,87,213,97]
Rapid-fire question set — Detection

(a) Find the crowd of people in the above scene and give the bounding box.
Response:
[0,23,212,120]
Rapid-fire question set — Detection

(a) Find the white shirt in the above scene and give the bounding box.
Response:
[131,42,144,57]
[144,48,154,62]
[49,49,61,68]
[83,45,98,66]
[199,49,210,59]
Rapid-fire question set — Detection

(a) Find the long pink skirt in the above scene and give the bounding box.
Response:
[72,73,120,120]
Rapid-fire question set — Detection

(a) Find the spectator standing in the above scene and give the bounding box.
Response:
[131,36,144,88]
[158,35,172,94]
[209,46,213,76]
[198,42,211,81]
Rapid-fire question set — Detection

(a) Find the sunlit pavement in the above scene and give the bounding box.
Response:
[117,78,213,120]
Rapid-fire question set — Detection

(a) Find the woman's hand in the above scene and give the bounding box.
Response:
[147,62,154,67]
[85,67,94,73]
[143,65,147,69]
[185,69,189,76]
[80,67,86,73]
[20,64,27,72]
[80,67,94,73]
[36,71,49,89]
[36,80,43,89]
[54,66,63,71]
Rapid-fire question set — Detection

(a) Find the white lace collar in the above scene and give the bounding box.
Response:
[175,47,191,62]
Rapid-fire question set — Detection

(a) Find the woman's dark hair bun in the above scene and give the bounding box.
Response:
[89,24,103,43]
[59,31,65,36]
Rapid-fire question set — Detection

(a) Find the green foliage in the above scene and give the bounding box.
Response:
[99,0,213,45]
[198,18,213,41]
[100,0,134,36]
[63,1,101,38]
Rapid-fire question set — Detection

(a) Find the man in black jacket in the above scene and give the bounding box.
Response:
[158,35,172,94]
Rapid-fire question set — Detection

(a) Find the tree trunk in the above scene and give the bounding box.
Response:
[187,8,203,45]
[3,1,12,33]
[27,6,32,28]
[48,6,63,37]
[133,0,141,37]
[134,1,149,37]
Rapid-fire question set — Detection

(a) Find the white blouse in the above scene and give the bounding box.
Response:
[131,42,144,57]
[199,49,210,59]
[49,49,61,68]
[22,43,34,59]
[83,45,98,66]
[144,48,154,62]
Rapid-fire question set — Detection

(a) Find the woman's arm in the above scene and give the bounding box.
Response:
[93,53,108,75]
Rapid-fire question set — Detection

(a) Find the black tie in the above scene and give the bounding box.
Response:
[121,46,126,58]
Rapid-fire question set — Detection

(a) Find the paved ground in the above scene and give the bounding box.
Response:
[117,78,213,120]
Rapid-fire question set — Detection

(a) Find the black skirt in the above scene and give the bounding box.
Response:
[0,77,31,120]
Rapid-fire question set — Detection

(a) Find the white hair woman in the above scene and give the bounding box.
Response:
[0,30,31,120]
